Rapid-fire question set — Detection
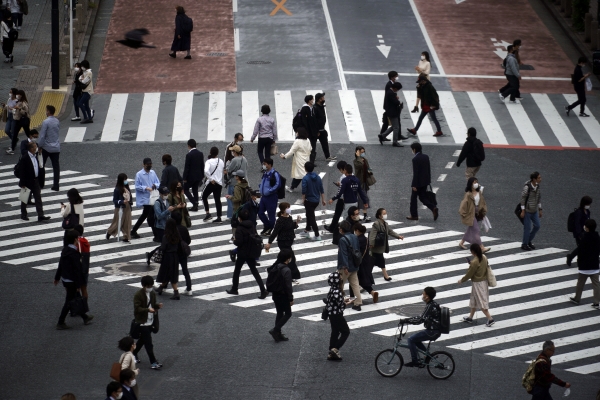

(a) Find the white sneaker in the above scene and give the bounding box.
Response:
[71,116,81,121]
[498,93,505,103]
[286,185,294,193]
[311,235,322,241]
[294,199,303,205]
[183,289,193,296]
[508,99,520,104]
[298,231,310,239]
[5,149,14,155]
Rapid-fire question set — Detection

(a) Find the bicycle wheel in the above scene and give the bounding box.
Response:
[375,349,404,377]
[426,351,455,380]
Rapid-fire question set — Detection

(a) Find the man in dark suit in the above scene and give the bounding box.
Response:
[379,82,406,147]
[20,128,39,156]
[407,142,438,221]
[119,368,138,400]
[183,138,204,211]
[18,141,50,222]
[300,95,319,164]
[380,70,399,135]
[160,153,182,191]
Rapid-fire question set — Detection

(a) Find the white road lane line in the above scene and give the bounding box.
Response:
[531,93,578,147]
[274,90,295,142]
[101,93,128,142]
[468,92,508,145]
[404,90,438,143]
[370,90,385,128]
[64,127,86,142]
[563,94,600,147]
[320,0,347,90]
[438,91,468,143]
[136,93,160,141]
[241,91,259,138]
[338,90,367,142]
[504,101,544,146]
[172,92,194,141]
[207,91,226,141]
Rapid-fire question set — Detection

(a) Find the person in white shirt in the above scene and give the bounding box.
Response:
[202,146,224,223]
[1,14,15,63]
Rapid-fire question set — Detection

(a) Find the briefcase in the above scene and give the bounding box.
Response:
[424,185,437,207]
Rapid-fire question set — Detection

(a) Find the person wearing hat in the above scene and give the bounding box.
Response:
[313,93,336,162]
[379,82,406,147]
[251,104,278,165]
[407,74,443,138]
[224,144,248,221]
[132,158,161,239]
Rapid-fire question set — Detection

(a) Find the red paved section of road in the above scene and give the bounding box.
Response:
[413,0,574,94]
[95,0,235,94]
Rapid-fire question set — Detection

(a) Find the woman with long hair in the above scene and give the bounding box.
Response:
[155,218,182,300]
[572,195,592,245]
[70,62,84,121]
[7,89,30,155]
[265,202,302,282]
[202,146,224,223]
[458,243,495,327]
[280,127,312,193]
[61,187,85,227]
[369,208,404,281]
[168,180,190,227]
[458,177,490,252]
[412,51,431,113]
[106,173,133,242]
[169,6,192,59]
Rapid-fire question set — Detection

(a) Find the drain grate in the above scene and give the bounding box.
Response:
[206,52,227,57]
[246,60,271,65]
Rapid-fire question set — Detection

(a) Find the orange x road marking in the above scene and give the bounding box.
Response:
[270,0,292,16]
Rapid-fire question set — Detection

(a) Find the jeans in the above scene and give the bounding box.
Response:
[257,137,274,164]
[77,92,92,120]
[180,256,192,291]
[530,385,553,400]
[231,256,266,292]
[4,114,14,138]
[184,180,200,207]
[407,329,441,362]
[304,200,319,237]
[21,179,44,217]
[42,149,60,189]
[329,314,350,350]
[410,186,435,217]
[567,87,586,114]
[226,184,235,218]
[258,194,278,230]
[58,281,87,324]
[11,12,23,27]
[132,205,155,234]
[133,326,157,364]
[273,293,292,332]
[415,110,441,132]
[523,211,540,245]
[501,75,520,101]
[202,182,222,217]
[11,117,30,150]
[382,116,401,144]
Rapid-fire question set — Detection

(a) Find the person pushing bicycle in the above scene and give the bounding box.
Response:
[403,287,442,367]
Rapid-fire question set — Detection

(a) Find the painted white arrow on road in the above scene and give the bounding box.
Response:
[456,0,466,3]
[376,44,391,58]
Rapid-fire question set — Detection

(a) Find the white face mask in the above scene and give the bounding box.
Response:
[129,379,137,387]
[145,287,152,293]
[382,214,388,220]
[421,55,425,60]
[286,259,292,264]
[285,208,291,215]
[74,67,80,72]
[585,205,590,209]
[473,183,479,189]
[351,215,360,221]
[231,151,235,157]
[124,179,128,185]
[116,393,123,400]
[16,95,21,100]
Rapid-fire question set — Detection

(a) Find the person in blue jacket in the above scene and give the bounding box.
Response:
[328,164,369,212]
[258,157,280,236]
[300,162,326,241]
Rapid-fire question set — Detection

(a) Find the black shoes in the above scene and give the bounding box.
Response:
[432,207,439,221]
[38,216,51,222]
[226,288,239,295]
[399,135,409,140]
[131,231,141,239]
[392,143,404,147]
[189,206,198,212]
[106,232,111,240]
[521,244,532,251]
[146,252,151,266]
[260,228,272,236]
[565,106,570,116]
[156,285,164,296]
[352,305,362,311]
[269,328,281,342]
[566,254,574,267]
[51,186,59,191]
[212,217,222,224]
[170,290,180,300]
[184,55,192,60]
[404,361,424,368]
[384,276,392,281]
[258,291,268,299]
[21,214,29,221]
[169,52,176,58]
[528,242,536,250]
[378,134,383,145]
[203,213,213,222]
[56,323,70,330]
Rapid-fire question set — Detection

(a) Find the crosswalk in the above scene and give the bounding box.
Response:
[61,90,600,148]
[1,167,599,376]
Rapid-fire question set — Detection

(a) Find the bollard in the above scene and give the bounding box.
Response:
[565,0,572,17]
[585,13,593,42]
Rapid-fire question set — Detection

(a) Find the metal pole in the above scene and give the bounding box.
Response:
[69,0,73,70]
[51,0,59,89]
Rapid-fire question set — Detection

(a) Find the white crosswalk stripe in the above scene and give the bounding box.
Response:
[59,90,600,148]
[1,169,598,376]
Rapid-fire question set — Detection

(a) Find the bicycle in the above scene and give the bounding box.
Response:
[375,319,455,379]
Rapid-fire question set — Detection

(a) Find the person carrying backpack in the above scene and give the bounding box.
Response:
[267,249,294,342]
[169,6,192,59]
[525,341,570,399]
[456,127,485,179]
[402,286,442,368]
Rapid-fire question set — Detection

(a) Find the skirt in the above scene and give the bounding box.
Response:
[156,252,180,284]
[372,252,386,269]
[106,207,132,240]
[462,206,481,245]
[469,280,489,310]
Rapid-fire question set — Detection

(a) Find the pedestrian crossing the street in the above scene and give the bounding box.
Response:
[61,90,600,149]
[1,168,598,376]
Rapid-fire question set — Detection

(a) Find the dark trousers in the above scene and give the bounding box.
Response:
[410,186,435,217]
[133,326,157,364]
[329,314,350,350]
[499,74,510,92]
[501,75,520,101]
[290,178,301,190]
[184,180,200,207]
[41,149,60,189]
[304,200,319,236]
[132,205,155,234]
[77,92,92,120]
[2,38,14,58]
[317,130,331,159]
[277,240,300,279]
[21,179,44,217]
[273,294,292,332]
[73,95,81,117]
[415,110,441,132]
[180,256,192,291]
[202,182,222,217]
[327,199,345,233]
[11,117,30,150]
[58,281,86,324]
[231,256,266,292]
[11,12,23,27]
[257,137,274,164]
[258,194,278,230]
[380,112,389,134]
[530,385,553,400]
[567,87,586,114]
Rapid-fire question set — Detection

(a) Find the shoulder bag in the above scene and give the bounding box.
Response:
[374,222,386,247]
[486,260,497,288]
[514,184,531,225]
[110,361,122,381]
[180,240,191,257]
[62,203,80,229]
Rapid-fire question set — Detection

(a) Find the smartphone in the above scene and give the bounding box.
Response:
[466,257,472,263]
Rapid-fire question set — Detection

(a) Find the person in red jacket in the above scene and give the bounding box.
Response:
[74,224,90,299]
[531,340,570,399]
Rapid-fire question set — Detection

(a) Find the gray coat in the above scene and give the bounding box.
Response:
[504,53,520,78]
[368,219,401,254]
[225,156,248,186]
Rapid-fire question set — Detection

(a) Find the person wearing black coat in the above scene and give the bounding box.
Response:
[332,206,360,246]
[379,82,405,147]
[169,6,192,59]
[567,219,600,308]
[408,142,438,221]
[456,128,485,179]
[54,230,93,329]
[183,139,204,211]
[301,95,319,164]
[266,203,302,280]
[349,224,378,303]
[572,196,592,245]
[18,140,50,221]
[226,209,267,298]
[171,211,192,295]
[312,93,334,162]
[155,219,182,300]
[268,249,294,342]
[160,154,182,191]
[566,56,591,117]
[380,71,400,135]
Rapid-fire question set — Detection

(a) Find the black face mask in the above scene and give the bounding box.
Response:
[144,165,152,171]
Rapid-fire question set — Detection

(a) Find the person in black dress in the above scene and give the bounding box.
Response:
[265,202,302,282]
[155,219,182,300]
[169,6,191,59]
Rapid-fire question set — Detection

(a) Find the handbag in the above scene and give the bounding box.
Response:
[129,318,141,339]
[585,77,592,92]
[151,248,163,263]
[68,291,88,317]
[149,189,160,205]
[487,262,497,288]
[62,203,80,229]
[1,106,7,123]
[423,185,437,207]
[110,362,122,381]
[270,143,278,155]
[479,216,492,232]
[515,184,531,225]
[366,172,377,187]
[151,310,159,334]
[374,223,386,247]
[180,241,191,257]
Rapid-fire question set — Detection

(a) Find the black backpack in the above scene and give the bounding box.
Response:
[567,208,578,232]
[181,15,193,33]
[13,157,22,179]
[249,230,264,258]
[474,139,485,162]
[266,263,286,293]
[341,236,362,267]
[270,170,286,199]
[439,306,451,334]
[292,109,302,131]
[8,25,18,41]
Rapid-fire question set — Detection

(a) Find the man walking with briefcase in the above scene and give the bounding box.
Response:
[407,142,438,221]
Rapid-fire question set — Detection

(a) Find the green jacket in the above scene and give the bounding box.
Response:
[134,288,158,324]
[368,219,402,254]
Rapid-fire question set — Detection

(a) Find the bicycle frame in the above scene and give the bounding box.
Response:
[393,320,440,366]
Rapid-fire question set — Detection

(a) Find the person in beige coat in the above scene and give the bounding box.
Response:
[369,208,404,281]
[280,127,312,193]
[458,177,490,252]
[118,336,140,397]
[457,243,495,327]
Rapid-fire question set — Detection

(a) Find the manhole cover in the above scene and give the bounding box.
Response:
[14,65,37,70]
[206,52,227,57]
[246,60,271,65]
[104,261,158,277]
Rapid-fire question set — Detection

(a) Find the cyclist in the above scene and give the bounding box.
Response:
[403,286,442,367]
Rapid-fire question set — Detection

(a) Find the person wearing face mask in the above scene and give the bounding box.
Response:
[300,162,326,241]
[224,132,244,165]
[567,219,600,309]
[267,249,294,342]
[337,220,362,311]
[131,158,160,239]
[202,146,224,223]
[132,276,163,370]
[17,141,49,221]
[266,202,302,282]
[379,71,399,136]
[458,177,490,252]
[105,381,123,400]
[159,153,182,192]
[299,95,319,164]
[566,56,592,117]
[571,196,592,245]
[281,127,312,193]
[313,93,335,162]
[77,60,94,123]
[457,244,495,327]
[152,186,175,243]
[351,223,378,303]
[328,164,369,214]
[224,144,247,221]
[412,51,431,113]
[7,89,30,155]
[379,82,405,147]
[107,173,133,242]
[37,104,61,191]
[407,142,438,221]
[333,206,360,246]
[0,13,14,63]
[119,368,138,400]
[369,208,404,281]
[258,158,280,236]
[402,287,442,367]
[251,104,278,166]
[168,181,190,227]
[520,171,543,251]
[353,146,374,222]
[117,336,140,398]
[170,210,193,295]
[3,88,18,146]
[71,63,84,121]
[19,127,38,156]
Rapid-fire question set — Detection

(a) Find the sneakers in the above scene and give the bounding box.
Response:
[294,199,303,205]
[203,214,213,222]
[150,362,162,369]
[298,231,310,239]
[269,328,281,342]
[352,305,362,311]
[212,217,222,224]
[361,215,372,222]
[404,361,424,368]
[5,149,14,155]
[285,185,294,193]
[580,112,590,117]
[499,93,505,103]
[229,250,236,262]
[592,303,599,309]
[485,319,495,327]
[326,156,337,161]
[462,316,473,323]
[521,244,532,251]
[83,314,94,325]
[292,279,300,285]
[311,235,322,241]
[528,242,536,250]
[328,348,342,361]
[565,106,571,116]
[509,99,521,104]
[569,297,580,305]
[183,289,193,296]
[56,323,70,330]
[71,116,81,121]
